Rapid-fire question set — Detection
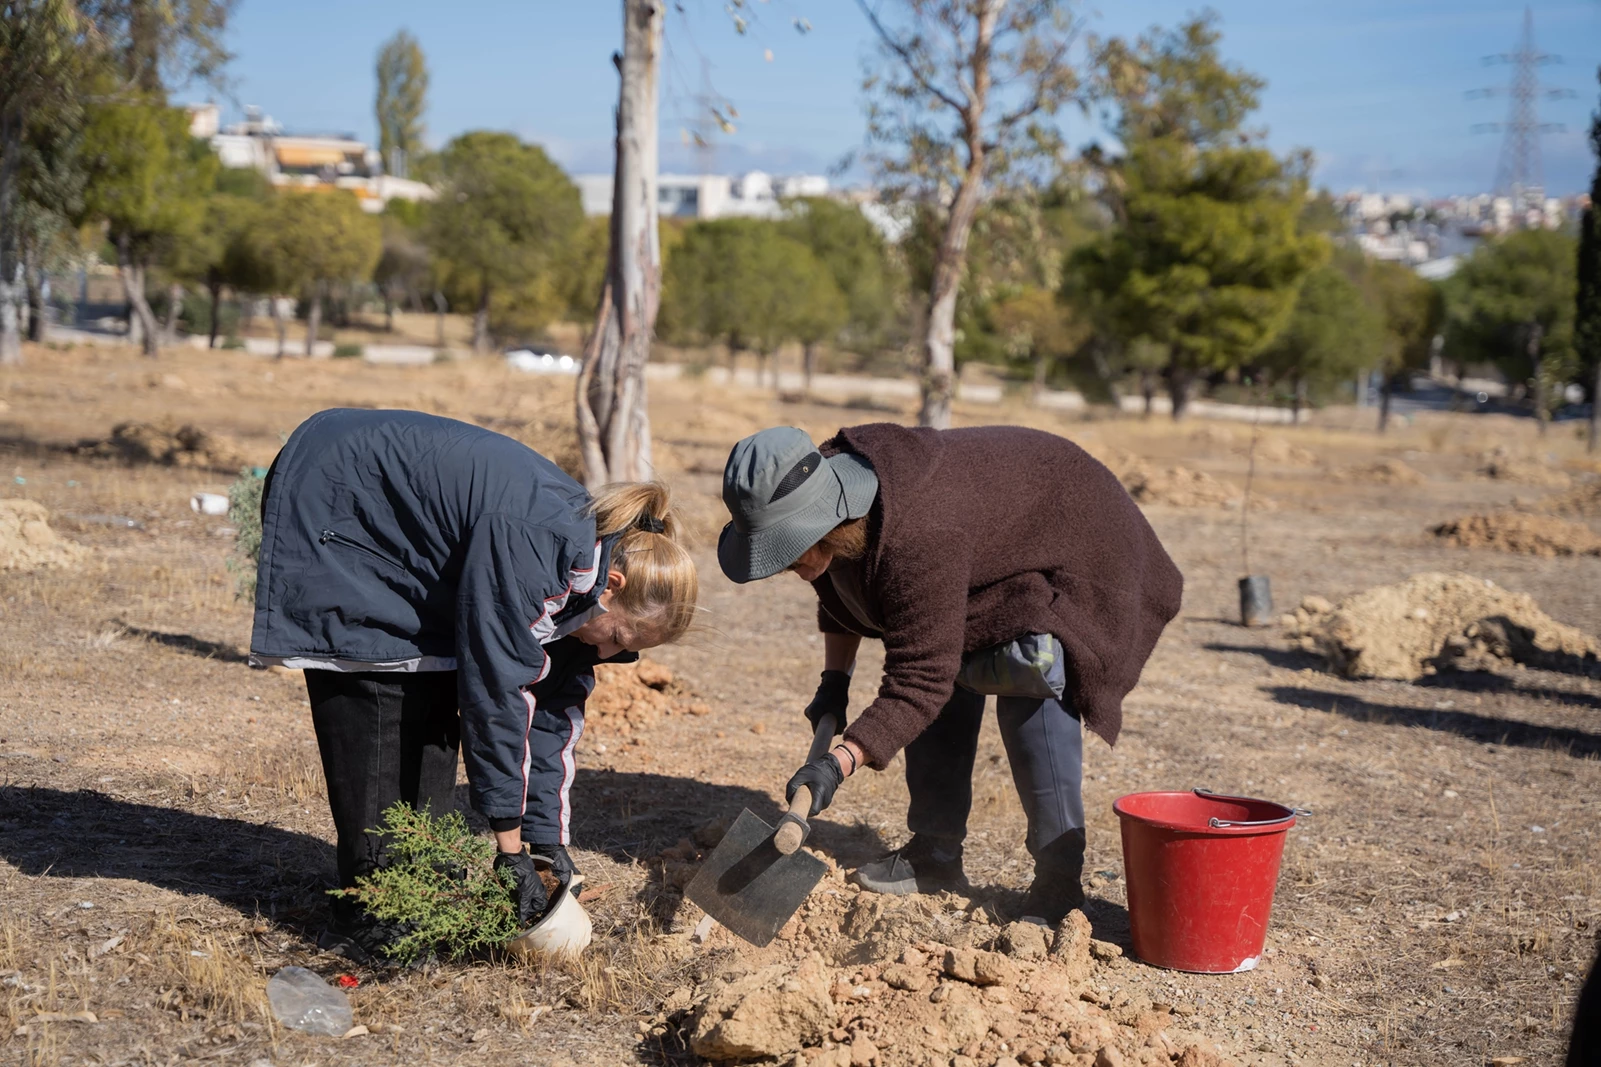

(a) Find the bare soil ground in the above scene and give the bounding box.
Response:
[2,342,1598,1067]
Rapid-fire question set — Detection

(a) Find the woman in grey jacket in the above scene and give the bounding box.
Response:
[251,408,698,962]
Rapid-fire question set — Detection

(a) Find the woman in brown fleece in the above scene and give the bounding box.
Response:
[718,423,1182,922]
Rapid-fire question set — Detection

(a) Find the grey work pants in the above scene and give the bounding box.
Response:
[903,686,1085,860]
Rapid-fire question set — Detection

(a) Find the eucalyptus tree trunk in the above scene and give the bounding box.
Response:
[1529,321,1547,437]
[271,296,288,359]
[164,282,183,342]
[0,111,20,366]
[575,0,663,487]
[206,273,222,348]
[916,2,1000,429]
[473,280,491,354]
[305,283,323,357]
[116,233,159,358]
[803,341,818,395]
[22,245,46,344]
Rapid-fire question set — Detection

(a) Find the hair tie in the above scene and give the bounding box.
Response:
[635,514,666,534]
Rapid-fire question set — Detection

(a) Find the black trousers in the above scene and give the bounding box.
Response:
[903,686,1086,872]
[305,670,462,895]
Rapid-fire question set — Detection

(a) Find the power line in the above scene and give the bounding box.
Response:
[1469,6,1577,220]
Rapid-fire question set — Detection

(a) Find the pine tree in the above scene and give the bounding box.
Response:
[332,803,524,964]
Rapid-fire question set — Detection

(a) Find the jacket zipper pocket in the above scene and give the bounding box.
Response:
[319,529,404,571]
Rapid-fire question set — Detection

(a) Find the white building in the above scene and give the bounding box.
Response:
[185,103,434,213]
[576,170,830,221]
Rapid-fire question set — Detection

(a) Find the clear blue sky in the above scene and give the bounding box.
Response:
[200,0,1601,197]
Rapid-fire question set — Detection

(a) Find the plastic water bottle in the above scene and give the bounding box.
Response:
[266,967,353,1036]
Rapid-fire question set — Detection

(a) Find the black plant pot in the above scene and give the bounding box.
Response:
[1238,575,1273,628]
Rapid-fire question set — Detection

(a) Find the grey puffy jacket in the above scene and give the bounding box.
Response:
[250,408,618,823]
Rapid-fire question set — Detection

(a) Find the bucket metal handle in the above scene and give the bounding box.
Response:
[1194,787,1311,828]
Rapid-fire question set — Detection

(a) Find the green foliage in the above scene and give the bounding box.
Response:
[779,197,898,350]
[375,29,428,168]
[422,131,582,339]
[1261,264,1386,396]
[332,342,363,359]
[332,802,521,964]
[660,217,844,357]
[1068,15,1325,411]
[79,96,216,258]
[231,190,380,302]
[374,209,431,313]
[1445,228,1579,412]
[1365,258,1444,376]
[226,466,263,600]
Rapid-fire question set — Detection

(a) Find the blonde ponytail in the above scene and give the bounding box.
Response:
[589,481,698,643]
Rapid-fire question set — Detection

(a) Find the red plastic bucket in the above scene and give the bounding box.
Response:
[1113,789,1304,974]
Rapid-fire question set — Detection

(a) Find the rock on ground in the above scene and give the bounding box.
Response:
[0,500,89,572]
[1286,572,1601,681]
[1431,512,1601,558]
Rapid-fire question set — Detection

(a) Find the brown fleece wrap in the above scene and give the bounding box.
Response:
[813,423,1184,770]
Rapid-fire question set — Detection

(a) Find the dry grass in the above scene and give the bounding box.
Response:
[2,340,1598,1066]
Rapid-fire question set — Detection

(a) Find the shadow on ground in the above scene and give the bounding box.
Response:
[0,784,333,931]
[1266,685,1601,758]
[1203,642,1325,672]
[119,623,251,664]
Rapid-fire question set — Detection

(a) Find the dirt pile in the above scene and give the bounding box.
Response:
[1431,512,1601,557]
[1333,459,1425,486]
[1285,572,1601,681]
[587,658,709,737]
[75,421,248,473]
[667,876,1231,1067]
[1478,448,1571,489]
[1252,436,1319,467]
[0,500,90,572]
[1106,454,1243,509]
[1534,482,1601,518]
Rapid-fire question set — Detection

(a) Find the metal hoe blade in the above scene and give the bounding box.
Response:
[684,808,828,947]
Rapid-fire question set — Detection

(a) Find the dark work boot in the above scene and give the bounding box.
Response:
[1016,830,1086,925]
[850,834,968,896]
[318,898,414,967]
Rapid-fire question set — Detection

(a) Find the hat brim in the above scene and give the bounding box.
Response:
[717,452,877,584]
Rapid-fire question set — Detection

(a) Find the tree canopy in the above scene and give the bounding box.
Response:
[422,131,582,350]
[376,29,428,175]
[1068,15,1325,416]
[1446,227,1579,424]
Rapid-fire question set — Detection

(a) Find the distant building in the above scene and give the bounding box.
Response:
[184,103,433,213]
[576,170,830,221]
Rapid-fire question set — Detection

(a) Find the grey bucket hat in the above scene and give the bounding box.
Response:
[718,427,877,584]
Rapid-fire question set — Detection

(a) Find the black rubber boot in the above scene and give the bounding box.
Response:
[1016,829,1086,925]
[850,834,968,896]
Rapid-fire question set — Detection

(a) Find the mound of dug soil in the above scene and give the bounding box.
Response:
[1478,449,1571,489]
[663,867,1231,1066]
[1535,482,1601,518]
[587,658,709,737]
[1334,459,1425,486]
[1286,572,1601,681]
[0,500,89,572]
[1431,512,1601,557]
[1252,436,1319,467]
[75,421,248,473]
[1107,454,1243,509]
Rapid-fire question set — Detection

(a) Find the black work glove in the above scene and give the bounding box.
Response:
[784,753,845,819]
[804,670,852,733]
[529,844,577,888]
[494,849,549,927]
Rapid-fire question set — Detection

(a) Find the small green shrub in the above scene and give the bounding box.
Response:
[331,802,521,963]
[221,336,246,350]
[331,342,364,359]
[226,467,265,601]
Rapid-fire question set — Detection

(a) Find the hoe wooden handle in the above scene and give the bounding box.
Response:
[774,717,838,855]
